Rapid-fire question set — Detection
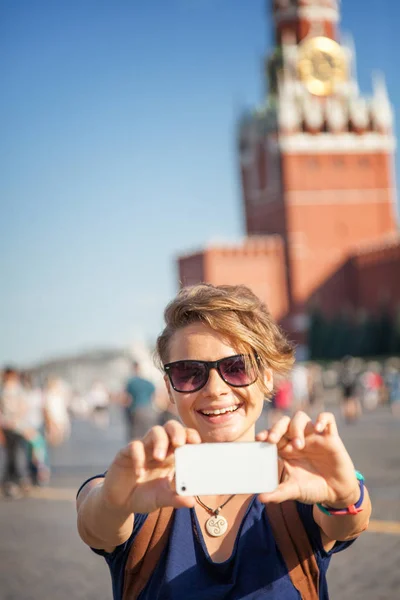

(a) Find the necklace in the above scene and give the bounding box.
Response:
[195,494,236,537]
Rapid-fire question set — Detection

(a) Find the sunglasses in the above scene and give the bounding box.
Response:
[164,354,258,393]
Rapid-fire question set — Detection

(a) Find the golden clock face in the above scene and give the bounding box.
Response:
[297,37,347,96]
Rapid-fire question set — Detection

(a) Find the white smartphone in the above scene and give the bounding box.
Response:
[175,442,278,496]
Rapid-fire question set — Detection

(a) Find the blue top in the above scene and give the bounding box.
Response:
[84,481,355,600]
[125,376,156,411]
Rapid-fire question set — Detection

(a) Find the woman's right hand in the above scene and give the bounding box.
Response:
[101,420,201,515]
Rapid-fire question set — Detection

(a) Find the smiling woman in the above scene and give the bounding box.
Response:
[76,284,371,600]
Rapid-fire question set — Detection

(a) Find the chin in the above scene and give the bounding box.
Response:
[200,424,253,444]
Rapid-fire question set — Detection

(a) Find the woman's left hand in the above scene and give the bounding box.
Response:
[256,411,360,508]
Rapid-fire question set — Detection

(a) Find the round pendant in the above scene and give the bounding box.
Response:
[205,514,228,537]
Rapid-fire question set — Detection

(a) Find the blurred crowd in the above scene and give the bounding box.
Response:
[1,355,399,499]
[0,361,173,499]
[269,356,400,426]
[0,368,71,498]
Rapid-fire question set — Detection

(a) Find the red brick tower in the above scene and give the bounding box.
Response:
[178,0,399,349]
[239,0,397,334]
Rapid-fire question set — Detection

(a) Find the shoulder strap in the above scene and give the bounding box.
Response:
[265,501,320,600]
[122,507,174,600]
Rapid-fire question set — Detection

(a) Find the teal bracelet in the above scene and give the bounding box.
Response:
[316,471,365,517]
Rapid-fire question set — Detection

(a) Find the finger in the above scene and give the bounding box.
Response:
[158,476,196,509]
[255,430,268,442]
[162,422,201,452]
[143,426,170,461]
[266,416,291,444]
[170,493,197,509]
[314,412,339,436]
[130,440,146,479]
[258,479,300,504]
[286,411,313,449]
[118,440,146,477]
[164,420,188,448]
[137,477,196,511]
[185,427,202,445]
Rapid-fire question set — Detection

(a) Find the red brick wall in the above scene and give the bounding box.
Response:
[243,141,287,238]
[204,239,289,320]
[353,241,400,314]
[283,153,393,192]
[308,240,400,317]
[177,238,289,321]
[178,253,205,287]
[281,151,397,308]
[246,202,287,238]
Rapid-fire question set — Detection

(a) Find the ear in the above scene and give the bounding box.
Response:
[263,368,274,393]
[164,374,175,404]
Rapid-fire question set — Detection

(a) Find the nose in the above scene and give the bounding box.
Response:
[202,367,230,396]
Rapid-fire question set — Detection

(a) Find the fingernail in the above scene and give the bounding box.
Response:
[294,438,303,449]
[315,423,323,432]
[154,450,164,460]
[268,433,277,442]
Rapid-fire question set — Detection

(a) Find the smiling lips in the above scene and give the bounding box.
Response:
[199,404,243,417]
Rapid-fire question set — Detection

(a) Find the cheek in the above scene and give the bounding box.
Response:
[171,392,197,417]
[238,385,263,407]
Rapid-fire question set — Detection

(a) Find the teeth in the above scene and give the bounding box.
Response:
[201,405,240,416]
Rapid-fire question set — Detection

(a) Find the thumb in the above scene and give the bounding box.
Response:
[154,478,196,510]
[258,480,299,505]
[169,493,196,510]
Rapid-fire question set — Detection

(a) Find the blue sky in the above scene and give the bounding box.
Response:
[1,0,399,365]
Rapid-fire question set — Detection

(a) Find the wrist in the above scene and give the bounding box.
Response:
[323,484,360,510]
[317,471,365,516]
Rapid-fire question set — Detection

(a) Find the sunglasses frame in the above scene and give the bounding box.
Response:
[164,354,258,393]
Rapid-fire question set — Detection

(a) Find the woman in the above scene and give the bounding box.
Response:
[77,284,371,599]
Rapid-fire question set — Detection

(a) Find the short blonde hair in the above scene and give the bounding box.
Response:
[155,283,295,396]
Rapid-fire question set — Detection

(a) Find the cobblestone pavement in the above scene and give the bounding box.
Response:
[0,405,399,600]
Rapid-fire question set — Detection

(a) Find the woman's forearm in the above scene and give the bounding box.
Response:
[77,480,134,552]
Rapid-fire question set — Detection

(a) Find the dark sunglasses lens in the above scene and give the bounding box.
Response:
[168,361,207,392]
[219,356,255,386]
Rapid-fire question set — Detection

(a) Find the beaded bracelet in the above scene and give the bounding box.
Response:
[316,471,365,517]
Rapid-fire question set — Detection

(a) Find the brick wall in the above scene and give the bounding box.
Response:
[178,237,289,321]
[309,238,400,317]
[353,239,400,314]
[282,151,397,308]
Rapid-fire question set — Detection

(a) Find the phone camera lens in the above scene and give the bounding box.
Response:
[181,485,186,492]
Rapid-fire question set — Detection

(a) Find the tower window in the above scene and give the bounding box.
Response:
[333,157,345,167]
[307,157,319,169]
[359,157,370,167]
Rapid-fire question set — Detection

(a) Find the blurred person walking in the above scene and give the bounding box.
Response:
[338,356,362,424]
[361,362,383,412]
[43,377,71,447]
[123,361,156,440]
[154,385,179,427]
[385,359,400,417]
[0,368,30,498]
[269,376,293,427]
[291,363,309,413]
[86,380,110,429]
[308,363,325,418]
[20,372,50,486]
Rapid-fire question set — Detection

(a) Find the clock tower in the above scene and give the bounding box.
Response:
[239,0,397,336]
